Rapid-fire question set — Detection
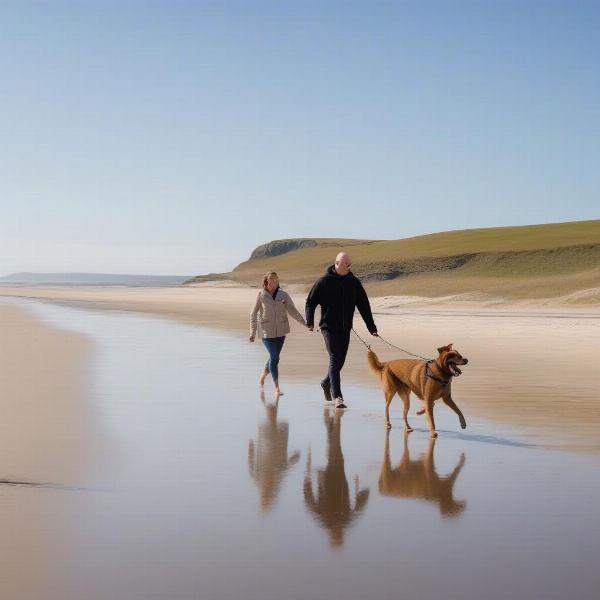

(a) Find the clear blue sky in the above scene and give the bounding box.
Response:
[1,0,598,275]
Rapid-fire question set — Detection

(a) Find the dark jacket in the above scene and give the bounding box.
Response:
[305,265,377,333]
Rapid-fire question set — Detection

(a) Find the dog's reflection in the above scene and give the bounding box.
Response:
[304,408,370,547]
[379,431,466,517]
[248,392,300,512]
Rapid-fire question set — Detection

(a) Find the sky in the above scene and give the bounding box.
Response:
[1,0,599,276]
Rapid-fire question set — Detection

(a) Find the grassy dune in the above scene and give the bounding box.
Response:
[187,220,600,303]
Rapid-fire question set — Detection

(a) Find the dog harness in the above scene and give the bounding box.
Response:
[425,360,451,386]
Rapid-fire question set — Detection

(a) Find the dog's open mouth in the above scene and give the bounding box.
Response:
[447,362,462,376]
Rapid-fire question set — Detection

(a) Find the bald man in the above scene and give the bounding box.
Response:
[305,252,378,409]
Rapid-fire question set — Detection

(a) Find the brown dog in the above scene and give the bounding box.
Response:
[367,344,468,437]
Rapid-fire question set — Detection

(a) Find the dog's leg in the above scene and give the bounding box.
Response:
[442,393,467,430]
[383,369,397,429]
[384,389,395,429]
[424,399,437,437]
[399,388,413,433]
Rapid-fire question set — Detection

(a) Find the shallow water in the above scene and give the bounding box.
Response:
[2,300,599,600]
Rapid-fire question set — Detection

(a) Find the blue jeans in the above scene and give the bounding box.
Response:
[262,336,286,384]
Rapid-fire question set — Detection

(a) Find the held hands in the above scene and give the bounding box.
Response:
[371,331,379,337]
[249,335,255,343]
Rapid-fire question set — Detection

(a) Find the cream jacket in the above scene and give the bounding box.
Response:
[250,288,306,339]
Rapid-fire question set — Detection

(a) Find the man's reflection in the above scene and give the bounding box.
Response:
[248,392,300,512]
[303,408,370,547]
[379,431,466,517]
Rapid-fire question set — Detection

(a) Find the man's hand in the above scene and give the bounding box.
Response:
[371,331,379,337]
[307,326,314,332]
[249,335,255,342]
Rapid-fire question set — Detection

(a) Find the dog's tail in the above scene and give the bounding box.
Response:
[367,349,385,378]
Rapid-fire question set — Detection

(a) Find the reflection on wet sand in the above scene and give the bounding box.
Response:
[379,431,466,517]
[304,409,370,547]
[248,392,300,512]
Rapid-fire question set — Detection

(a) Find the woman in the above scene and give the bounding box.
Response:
[250,271,306,395]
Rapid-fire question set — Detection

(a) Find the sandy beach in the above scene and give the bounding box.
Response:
[1,295,599,600]
[1,284,599,452]
[4,4,599,598]
[0,301,96,483]
[0,302,99,600]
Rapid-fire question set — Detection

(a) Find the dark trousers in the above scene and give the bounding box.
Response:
[321,329,351,399]
[262,336,286,383]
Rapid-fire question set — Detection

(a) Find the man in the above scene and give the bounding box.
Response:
[305,252,378,409]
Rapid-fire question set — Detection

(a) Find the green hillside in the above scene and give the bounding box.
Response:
[185,220,600,303]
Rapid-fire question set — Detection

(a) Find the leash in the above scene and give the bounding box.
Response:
[351,327,373,350]
[376,333,431,361]
[351,328,431,361]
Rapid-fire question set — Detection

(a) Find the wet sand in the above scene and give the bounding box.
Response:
[1,285,599,452]
[0,299,598,600]
[0,302,98,600]
[0,302,96,482]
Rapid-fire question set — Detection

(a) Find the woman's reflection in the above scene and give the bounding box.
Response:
[248,392,300,512]
[379,431,466,517]
[303,408,370,547]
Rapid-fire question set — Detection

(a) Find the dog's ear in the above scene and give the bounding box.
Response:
[437,344,452,354]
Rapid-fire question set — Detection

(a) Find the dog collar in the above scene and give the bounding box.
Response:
[425,360,451,386]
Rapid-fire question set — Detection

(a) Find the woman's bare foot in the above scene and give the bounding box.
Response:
[275,386,284,397]
[259,368,269,386]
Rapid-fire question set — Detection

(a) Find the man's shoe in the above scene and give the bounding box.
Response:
[334,397,347,409]
[321,382,332,402]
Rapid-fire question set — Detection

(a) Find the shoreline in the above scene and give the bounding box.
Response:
[1,285,599,453]
[0,301,96,483]
[2,283,599,320]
